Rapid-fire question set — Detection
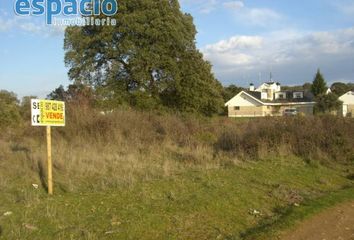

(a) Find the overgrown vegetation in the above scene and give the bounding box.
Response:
[216,116,353,164]
[2,102,353,185]
[1,93,353,239]
[0,90,22,129]
[1,94,353,190]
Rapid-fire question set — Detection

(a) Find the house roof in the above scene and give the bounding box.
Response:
[255,91,315,103]
[225,91,264,106]
[226,90,316,107]
[246,91,262,100]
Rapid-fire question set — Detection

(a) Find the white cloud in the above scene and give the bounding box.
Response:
[180,0,219,14]
[204,36,263,53]
[334,1,354,15]
[181,0,283,26]
[223,1,244,10]
[202,28,354,85]
[200,0,218,14]
[0,13,66,37]
[19,22,43,34]
[241,8,282,26]
[181,0,282,26]
[222,3,282,27]
[0,17,16,32]
[0,9,9,16]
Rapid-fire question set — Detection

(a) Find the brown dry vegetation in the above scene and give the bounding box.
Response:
[1,106,354,239]
[1,105,353,192]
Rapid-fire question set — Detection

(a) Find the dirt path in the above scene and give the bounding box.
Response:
[281,201,354,240]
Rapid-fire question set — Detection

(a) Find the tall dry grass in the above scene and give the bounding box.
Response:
[1,105,353,192]
[216,116,354,164]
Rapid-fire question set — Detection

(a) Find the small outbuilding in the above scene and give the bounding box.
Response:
[339,91,354,117]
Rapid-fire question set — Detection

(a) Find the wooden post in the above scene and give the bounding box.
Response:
[46,126,53,195]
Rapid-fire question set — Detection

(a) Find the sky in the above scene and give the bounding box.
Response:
[0,0,354,98]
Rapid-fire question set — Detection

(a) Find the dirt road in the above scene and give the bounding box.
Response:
[281,201,354,240]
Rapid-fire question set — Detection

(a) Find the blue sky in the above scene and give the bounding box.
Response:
[1,0,354,98]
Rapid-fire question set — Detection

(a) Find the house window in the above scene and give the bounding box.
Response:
[275,92,286,100]
[293,92,304,99]
[234,106,240,111]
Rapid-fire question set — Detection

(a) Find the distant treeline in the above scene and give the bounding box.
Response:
[0,80,352,131]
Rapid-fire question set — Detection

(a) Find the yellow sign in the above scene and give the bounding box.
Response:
[31,99,65,127]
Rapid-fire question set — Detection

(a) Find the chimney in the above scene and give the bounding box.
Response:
[250,83,255,91]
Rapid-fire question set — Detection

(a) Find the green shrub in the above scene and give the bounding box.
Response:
[0,90,21,130]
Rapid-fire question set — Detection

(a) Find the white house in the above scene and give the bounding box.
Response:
[339,91,354,117]
[225,82,316,117]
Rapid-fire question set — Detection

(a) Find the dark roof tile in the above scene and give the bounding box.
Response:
[245,90,314,103]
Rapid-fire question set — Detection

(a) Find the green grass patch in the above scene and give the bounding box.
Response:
[241,186,354,240]
[0,157,352,239]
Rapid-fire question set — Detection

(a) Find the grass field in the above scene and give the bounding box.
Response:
[0,110,353,239]
[0,155,353,239]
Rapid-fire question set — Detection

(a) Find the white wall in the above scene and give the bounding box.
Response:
[226,92,262,107]
[339,91,354,104]
[256,83,279,92]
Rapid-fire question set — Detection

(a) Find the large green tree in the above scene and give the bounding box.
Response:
[64,0,223,115]
[311,69,327,97]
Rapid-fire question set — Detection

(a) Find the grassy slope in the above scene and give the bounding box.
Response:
[241,187,354,240]
[0,156,352,239]
[1,113,353,239]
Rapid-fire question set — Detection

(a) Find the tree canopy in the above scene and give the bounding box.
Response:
[222,85,244,103]
[314,93,343,114]
[330,82,353,96]
[311,69,327,97]
[64,0,224,115]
